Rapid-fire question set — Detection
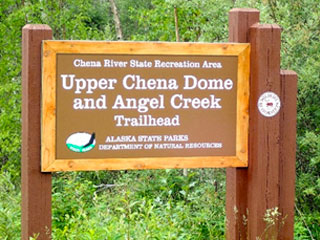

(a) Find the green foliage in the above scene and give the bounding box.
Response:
[51,169,226,239]
[1,0,320,239]
[126,0,231,42]
[0,172,21,239]
[39,0,114,40]
[0,1,24,180]
[0,0,116,179]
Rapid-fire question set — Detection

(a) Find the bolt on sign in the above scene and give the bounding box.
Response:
[41,41,250,172]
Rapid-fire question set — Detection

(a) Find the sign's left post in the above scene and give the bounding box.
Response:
[22,24,52,240]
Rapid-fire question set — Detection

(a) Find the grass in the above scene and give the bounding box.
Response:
[0,169,318,239]
[52,169,226,239]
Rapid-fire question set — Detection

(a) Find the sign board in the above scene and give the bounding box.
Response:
[41,41,250,172]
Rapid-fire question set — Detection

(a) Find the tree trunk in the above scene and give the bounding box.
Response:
[109,0,123,40]
[174,7,180,42]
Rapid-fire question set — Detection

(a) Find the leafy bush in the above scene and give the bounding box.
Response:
[51,169,226,239]
[0,172,21,239]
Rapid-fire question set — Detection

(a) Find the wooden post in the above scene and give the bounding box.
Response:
[226,9,260,240]
[22,24,52,240]
[247,22,282,240]
[279,70,297,240]
[226,8,297,240]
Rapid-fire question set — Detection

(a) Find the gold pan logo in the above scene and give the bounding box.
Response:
[66,132,96,153]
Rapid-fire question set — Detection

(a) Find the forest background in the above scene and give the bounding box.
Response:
[0,0,319,239]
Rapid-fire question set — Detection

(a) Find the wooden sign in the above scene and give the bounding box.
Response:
[41,41,250,172]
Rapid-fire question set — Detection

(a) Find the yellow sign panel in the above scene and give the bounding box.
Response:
[41,41,250,172]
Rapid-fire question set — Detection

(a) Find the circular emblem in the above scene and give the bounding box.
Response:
[257,92,281,117]
[66,132,96,153]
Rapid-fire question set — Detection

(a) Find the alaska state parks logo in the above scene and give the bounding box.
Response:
[257,92,281,117]
[66,132,96,153]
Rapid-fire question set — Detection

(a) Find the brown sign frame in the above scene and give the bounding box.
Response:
[41,41,250,172]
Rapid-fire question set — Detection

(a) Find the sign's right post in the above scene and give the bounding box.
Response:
[278,70,297,239]
[226,8,297,240]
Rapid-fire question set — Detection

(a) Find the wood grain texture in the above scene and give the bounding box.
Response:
[229,8,260,43]
[279,70,297,240]
[42,40,249,55]
[41,42,56,171]
[22,24,52,240]
[236,46,250,164]
[41,41,250,172]
[247,23,282,239]
[227,9,297,240]
[42,156,247,172]
[226,9,259,240]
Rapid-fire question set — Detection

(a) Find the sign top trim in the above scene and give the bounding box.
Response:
[43,40,250,56]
